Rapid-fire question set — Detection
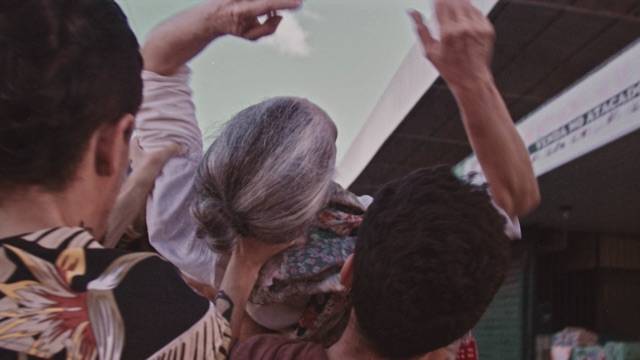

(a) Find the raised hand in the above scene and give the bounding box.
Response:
[142,0,302,75]
[128,138,184,187]
[409,0,495,90]
[220,234,302,345]
[210,0,302,41]
[408,0,540,218]
[233,234,304,269]
[104,139,183,248]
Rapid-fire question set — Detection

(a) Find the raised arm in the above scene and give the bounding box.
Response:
[410,0,540,218]
[138,0,302,347]
[142,0,301,76]
[104,139,182,248]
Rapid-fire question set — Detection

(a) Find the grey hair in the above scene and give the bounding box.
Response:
[192,97,337,253]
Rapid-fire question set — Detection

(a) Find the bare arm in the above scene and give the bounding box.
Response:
[140,0,301,346]
[219,237,295,347]
[137,0,299,287]
[410,0,540,218]
[142,0,301,75]
[104,140,182,247]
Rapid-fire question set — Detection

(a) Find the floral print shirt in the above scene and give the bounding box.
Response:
[0,227,232,360]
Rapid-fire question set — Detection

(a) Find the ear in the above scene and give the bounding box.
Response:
[95,114,134,176]
[339,254,355,288]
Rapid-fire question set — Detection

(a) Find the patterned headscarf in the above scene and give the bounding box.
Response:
[248,182,369,346]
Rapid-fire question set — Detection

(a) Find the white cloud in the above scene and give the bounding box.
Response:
[260,13,313,57]
[300,9,322,21]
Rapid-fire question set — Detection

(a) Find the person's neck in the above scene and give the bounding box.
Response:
[0,184,100,239]
[326,312,382,360]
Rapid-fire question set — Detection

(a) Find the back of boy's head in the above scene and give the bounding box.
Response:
[0,0,142,191]
[351,166,510,359]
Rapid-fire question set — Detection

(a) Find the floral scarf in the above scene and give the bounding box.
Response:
[248,183,367,346]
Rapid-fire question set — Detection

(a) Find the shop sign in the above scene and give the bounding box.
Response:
[455,39,640,183]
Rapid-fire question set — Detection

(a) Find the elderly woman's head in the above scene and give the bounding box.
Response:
[192,97,337,253]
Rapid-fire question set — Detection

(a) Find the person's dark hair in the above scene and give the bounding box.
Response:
[0,0,142,191]
[352,165,510,359]
[192,97,336,253]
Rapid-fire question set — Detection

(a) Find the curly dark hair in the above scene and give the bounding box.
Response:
[352,165,510,359]
[0,0,142,191]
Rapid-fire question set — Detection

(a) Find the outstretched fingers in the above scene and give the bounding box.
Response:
[228,0,300,41]
[235,0,301,18]
[409,10,436,51]
[243,15,283,40]
[152,141,185,163]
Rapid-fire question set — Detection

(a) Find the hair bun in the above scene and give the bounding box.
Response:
[192,97,337,254]
[192,194,237,253]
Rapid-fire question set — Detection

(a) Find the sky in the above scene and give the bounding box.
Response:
[115,0,433,162]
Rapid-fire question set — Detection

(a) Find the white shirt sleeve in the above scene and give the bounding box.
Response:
[465,173,521,240]
[492,201,521,240]
[135,66,218,286]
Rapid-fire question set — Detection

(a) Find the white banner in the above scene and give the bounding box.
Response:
[455,39,640,182]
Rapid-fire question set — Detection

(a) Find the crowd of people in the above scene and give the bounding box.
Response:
[0,0,539,359]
